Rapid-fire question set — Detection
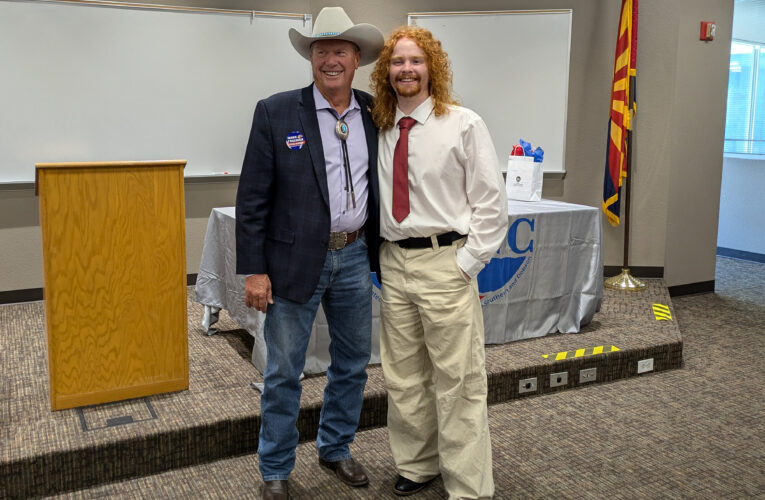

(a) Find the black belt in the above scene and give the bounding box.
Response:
[393,231,465,249]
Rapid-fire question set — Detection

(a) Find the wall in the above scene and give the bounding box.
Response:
[0,187,41,291]
[718,157,765,254]
[0,0,733,293]
[663,0,733,287]
[315,0,732,287]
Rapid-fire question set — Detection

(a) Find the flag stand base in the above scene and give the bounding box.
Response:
[604,268,646,292]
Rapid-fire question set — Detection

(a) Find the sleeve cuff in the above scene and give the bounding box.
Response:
[456,246,485,279]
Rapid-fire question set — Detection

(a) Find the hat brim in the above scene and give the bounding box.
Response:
[289,23,384,66]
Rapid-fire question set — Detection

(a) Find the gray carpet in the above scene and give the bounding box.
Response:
[37,256,764,499]
[2,255,684,497]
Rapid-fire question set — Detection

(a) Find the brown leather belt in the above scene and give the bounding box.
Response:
[328,227,364,250]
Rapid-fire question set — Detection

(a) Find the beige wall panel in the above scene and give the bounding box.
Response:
[333,0,732,278]
[610,0,680,268]
[185,180,239,219]
[664,0,732,287]
[0,188,43,291]
[339,0,674,269]
[38,161,188,409]
[186,217,211,276]
[0,226,44,291]
[185,180,239,273]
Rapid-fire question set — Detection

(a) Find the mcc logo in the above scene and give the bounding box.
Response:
[478,217,535,306]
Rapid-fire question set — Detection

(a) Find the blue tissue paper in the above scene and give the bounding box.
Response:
[519,138,544,163]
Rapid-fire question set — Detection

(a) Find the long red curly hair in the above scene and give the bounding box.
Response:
[370,26,458,130]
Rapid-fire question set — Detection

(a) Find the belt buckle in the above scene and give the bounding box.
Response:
[329,231,348,250]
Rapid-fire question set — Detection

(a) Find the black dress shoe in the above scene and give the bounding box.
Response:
[393,474,439,496]
[262,480,290,500]
[319,457,370,487]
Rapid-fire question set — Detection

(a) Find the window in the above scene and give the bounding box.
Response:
[724,40,765,155]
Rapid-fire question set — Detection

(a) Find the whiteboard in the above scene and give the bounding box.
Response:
[409,11,572,173]
[0,0,312,182]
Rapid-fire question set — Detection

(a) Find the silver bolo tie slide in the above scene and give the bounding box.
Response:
[335,119,356,210]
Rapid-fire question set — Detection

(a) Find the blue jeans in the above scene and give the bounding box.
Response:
[258,235,372,481]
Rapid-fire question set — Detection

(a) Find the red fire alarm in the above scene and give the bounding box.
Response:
[700,21,716,41]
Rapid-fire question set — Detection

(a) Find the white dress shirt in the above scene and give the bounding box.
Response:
[379,97,509,278]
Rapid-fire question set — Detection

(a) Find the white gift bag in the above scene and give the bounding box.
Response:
[506,157,543,202]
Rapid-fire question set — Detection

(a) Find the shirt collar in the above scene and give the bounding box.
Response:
[313,84,359,118]
[395,96,434,126]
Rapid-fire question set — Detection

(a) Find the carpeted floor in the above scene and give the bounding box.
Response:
[43,256,765,499]
[2,249,685,498]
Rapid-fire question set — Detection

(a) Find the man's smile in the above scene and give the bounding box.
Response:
[397,75,418,82]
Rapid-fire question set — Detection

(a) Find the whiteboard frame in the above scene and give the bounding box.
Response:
[408,10,572,174]
[4,0,309,20]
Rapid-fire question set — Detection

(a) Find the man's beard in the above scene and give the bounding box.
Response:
[393,77,422,97]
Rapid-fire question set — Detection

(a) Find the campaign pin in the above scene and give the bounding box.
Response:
[286,131,306,150]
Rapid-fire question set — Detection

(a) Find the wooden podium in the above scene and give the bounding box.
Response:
[36,160,189,410]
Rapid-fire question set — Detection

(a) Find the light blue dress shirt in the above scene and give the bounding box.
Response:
[313,85,369,233]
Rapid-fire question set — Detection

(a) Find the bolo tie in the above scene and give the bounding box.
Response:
[335,118,356,210]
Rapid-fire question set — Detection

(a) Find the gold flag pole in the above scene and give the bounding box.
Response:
[605,121,645,291]
[604,0,644,292]
[605,269,646,290]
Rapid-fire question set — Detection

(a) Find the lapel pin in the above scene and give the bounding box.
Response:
[285,131,306,150]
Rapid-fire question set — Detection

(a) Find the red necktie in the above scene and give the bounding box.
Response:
[392,117,416,223]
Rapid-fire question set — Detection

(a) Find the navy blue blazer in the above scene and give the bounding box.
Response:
[235,84,380,304]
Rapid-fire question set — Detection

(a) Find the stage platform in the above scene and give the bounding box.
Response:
[0,281,682,498]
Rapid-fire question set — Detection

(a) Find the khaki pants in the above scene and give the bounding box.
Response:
[379,240,494,500]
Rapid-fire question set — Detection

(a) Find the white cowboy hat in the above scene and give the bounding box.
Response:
[289,7,384,66]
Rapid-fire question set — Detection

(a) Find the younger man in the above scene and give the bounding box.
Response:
[370,26,508,499]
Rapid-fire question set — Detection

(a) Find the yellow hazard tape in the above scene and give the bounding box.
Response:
[542,345,619,360]
[652,303,672,321]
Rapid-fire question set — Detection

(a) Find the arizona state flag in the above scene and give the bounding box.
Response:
[603,0,638,226]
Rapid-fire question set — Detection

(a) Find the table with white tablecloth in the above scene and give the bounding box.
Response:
[194,200,603,374]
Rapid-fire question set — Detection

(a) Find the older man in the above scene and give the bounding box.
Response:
[371,26,508,499]
[235,8,383,500]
